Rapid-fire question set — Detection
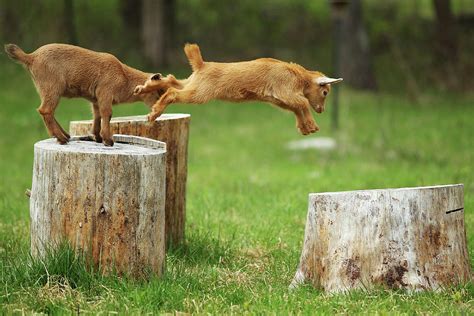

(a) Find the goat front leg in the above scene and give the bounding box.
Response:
[99,105,113,146]
[293,110,313,135]
[299,105,319,134]
[91,102,102,143]
[37,95,69,144]
[148,87,197,122]
[279,95,319,135]
[134,74,182,95]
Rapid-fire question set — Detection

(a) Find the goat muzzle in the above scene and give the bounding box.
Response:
[315,105,324,114]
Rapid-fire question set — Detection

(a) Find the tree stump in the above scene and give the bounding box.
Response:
[29,135,167,277]
[291,184,471,292]
[70,114,190,247]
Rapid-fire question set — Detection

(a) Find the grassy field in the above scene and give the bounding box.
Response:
[0,61,473,314]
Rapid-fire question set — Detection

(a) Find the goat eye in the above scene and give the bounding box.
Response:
[323,91,328,96]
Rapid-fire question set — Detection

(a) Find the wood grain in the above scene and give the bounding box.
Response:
[291,184,472,292]
[70,114,190,246]
[30,135,167,277]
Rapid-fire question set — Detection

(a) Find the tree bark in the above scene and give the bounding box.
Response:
[70,114,190,247]
[120,0,142,33]
[0,1,21,42]
[63,0,78,45]
[433,0,458,62]
[30,135,167,277]
[291,184,471,292]
[335,0,377,90]
[141,0,175,67]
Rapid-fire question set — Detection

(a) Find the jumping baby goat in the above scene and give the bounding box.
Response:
[134,44,342,135]
[4,43,164,146]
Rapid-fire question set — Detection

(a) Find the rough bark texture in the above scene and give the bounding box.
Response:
[291,184,471,292]
[30,135,167,277]
[70,114,190,247]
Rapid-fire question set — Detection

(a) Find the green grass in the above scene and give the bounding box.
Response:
[0,60,473,314]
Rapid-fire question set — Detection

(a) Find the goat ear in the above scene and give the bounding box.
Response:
[314,77,343,86]
[150,73,162,81]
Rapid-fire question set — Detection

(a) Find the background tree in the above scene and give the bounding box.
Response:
[336,0,377,90]
[141,0,175,68]
[0,0,21,43]
[63,0,78,45]
[120,0,142,43]
[432,0,458,63]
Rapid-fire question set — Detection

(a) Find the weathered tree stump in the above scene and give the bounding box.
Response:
[70,114,190,246]
[291,184,471,292]
[30,135,167,277]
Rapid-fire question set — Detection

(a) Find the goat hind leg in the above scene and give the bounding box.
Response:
[37,96,69,144]
[53,117,70,139]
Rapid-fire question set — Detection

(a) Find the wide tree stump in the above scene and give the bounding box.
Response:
[70,114,190,246]
[291,184,471,292]
[29,135,167,277]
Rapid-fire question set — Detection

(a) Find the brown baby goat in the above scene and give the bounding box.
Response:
[4,43,163,146]
[134,44,342,135]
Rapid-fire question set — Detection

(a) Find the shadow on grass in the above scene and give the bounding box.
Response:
[166,229,236,267]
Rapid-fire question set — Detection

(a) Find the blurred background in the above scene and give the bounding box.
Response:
[1,0,473,93]
[0,1,473,312]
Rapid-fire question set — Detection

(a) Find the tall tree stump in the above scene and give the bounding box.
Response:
[30,135,167,277]
[70,114,190,246]
[291,184,471,292]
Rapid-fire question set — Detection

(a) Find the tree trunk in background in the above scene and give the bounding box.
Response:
[120,0,142,33]
[63,0,78,45]
[141,0,175,68]
[0,1,21,42]
[336,0,377,90]
[433,0,458,63]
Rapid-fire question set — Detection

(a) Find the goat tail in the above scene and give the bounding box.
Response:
[184,43,204,71]
[4,44,32,65]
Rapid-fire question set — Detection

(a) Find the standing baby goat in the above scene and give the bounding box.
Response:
[4,43,163,146]
[134,44,342,135]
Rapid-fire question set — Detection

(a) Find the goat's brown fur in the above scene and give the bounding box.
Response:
[4,43,163,146]
[135,43,342,135]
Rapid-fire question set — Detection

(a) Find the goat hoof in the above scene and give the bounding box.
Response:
[298,127,309,136]
[104,139,114,147]
[93,135,103,143]
[57,137,68,145]
[147,113,157,122]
